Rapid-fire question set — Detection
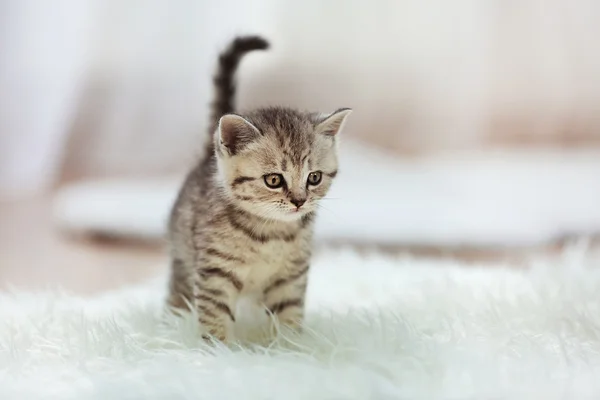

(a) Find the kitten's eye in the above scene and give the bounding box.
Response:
[307,171,322,186]
[264,173,284,189]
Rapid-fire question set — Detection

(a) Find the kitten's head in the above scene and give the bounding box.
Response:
[214,107,351,221]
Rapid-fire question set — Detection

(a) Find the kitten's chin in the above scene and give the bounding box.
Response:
[233,201,308,222]
[257,208,306,222]
[255,207,310,222]
[272,210,307,222]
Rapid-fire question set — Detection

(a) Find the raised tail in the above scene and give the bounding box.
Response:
[209,36,269,129]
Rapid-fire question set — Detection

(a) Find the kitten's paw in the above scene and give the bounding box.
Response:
[201,331,231,345]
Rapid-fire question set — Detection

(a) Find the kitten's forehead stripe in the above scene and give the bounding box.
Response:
[246,107,315,162]
[261,157,278,170]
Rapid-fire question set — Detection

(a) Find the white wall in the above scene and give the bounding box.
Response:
[3,0,600,196]
[0,0,97,198]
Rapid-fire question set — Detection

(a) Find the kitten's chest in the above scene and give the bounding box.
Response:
[242,240,303,292]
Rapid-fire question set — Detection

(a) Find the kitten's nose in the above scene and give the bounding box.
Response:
[290,198,306,208]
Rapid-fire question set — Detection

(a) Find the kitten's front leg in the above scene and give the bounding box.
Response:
[195,266,243,343]
[262,264,309,335]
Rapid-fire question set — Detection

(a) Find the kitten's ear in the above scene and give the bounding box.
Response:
[315,108,352,137]
[217,114,261,155]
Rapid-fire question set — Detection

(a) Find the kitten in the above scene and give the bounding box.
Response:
[166,36,351,343]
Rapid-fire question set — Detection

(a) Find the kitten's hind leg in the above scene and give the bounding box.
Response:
[167,258,194,313]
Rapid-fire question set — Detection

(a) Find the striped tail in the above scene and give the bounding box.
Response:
[209,36,269,130]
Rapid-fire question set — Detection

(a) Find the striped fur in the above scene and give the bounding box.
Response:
[166,35,351,343]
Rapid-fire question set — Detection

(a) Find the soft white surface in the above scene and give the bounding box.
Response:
[53,142,600,246]
[2,248,600,398]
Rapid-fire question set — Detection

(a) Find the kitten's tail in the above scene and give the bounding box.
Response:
[210,36,269,128]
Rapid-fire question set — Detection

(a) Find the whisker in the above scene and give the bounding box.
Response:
[315,203,339,217]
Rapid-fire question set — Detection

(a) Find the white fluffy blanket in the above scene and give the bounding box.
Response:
[1,248,600,399]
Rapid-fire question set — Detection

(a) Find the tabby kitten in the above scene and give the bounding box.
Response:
[166,36,351,343]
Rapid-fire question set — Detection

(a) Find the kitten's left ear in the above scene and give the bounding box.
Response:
[315,108,352,136]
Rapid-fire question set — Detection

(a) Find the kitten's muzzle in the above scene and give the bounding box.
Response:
[290,198,306,208]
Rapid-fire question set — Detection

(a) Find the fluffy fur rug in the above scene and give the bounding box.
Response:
[1,248,600,399]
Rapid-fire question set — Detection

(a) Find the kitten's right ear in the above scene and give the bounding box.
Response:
[217,114,261,155]
[315,108,352,137]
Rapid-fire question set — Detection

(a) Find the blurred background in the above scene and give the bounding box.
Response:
[2,0,600,294]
